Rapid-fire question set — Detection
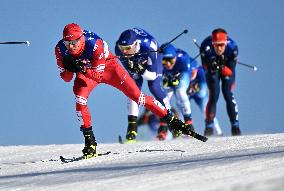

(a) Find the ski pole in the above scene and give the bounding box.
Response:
[129,29,189,57]
[192,39,258,71]
[107,29,189,61]
[190,46,210,64]
[0,41,30,46]
[192,38,201,49]
[160,29,188,50]
[189,38,210,64]
[237,61,258,71]
[130,29,188,57]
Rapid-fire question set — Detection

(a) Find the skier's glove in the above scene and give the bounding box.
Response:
[171,77,180,87]
[187,83,200,95]
[163,76,171,87]
[62,55,86,74]
[209,55,225,73]
[209,60,221,73]
[127,59,147,75]
[163,76,180,87]
[220,66,232,76]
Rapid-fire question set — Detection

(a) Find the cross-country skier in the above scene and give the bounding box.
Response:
[55,23,194,158]
[161,44,197,137]
[115,28,171,142]
[187,65,223,136]
[200,28,241,136]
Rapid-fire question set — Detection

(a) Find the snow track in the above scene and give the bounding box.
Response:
[1,134,284,191]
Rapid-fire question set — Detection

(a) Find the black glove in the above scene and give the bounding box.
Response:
[209,55,225,73]
[158,43,168,53]
[127,59,147,75]
[62,55,86,74]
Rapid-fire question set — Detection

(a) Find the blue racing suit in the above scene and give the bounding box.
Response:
[115,28,170,117]
[200,36,239,129]
[163,48,197,122]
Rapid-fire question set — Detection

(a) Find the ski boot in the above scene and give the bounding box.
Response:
[204,120,214,136]
[81,127,97,159]
[162,111,195,136]
[232,126,241,136]
[204,127,214,136]
[125,115,138,144]
[172,129,182,138]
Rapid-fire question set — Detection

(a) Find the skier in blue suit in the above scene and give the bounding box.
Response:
[115,28,173,142]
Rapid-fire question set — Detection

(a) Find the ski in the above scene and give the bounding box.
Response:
[60,151,112,163]
[187,130,208,142]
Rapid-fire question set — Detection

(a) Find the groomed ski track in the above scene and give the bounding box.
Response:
[1,133,284,191]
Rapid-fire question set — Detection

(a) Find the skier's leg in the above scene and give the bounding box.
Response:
[195,83,222,136]
[204,72,220,136]
[73,75,98,128]
[102,62,168,118]
[102,61,192,135]
[73,74,98,157]
[148,77,171,140]
[125,79,143,142]
[221,71,241,136]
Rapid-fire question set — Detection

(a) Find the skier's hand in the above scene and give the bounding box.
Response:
[128,59,147,75]
[220,66,232,76]
[187,83,200,95]
[62,55,86,74]
[163,76,171,87]
[85,69,103,82]
[163,76,179,87]
[171,77,180,87]
[209,60,220,72]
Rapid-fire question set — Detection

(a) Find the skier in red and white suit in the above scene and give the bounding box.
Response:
[55,23,194,158]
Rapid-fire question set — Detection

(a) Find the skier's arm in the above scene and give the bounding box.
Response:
[85,39,106,81]
[142,48,159,81]
[55,46,74,82]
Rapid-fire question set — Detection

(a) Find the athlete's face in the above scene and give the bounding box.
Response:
[213,42,227,56]
[64,35,85,55]
[119,41,139,55]
[162,57,176,70]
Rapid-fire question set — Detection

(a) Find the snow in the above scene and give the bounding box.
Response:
[1,134,284,191]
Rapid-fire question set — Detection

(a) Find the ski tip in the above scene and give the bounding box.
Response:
[192,132,208,142]
[202,136,208,142]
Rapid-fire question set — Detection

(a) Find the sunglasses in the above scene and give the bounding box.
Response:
[162,57,175,65]
[118,41,138,51]
[63,35,82,46]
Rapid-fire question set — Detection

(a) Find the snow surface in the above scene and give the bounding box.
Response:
[1,134,284,191]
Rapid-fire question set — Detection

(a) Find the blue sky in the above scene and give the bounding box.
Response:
[0,0,283,145]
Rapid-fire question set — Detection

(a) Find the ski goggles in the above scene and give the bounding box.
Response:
[162,57,175,65]
[118,40,138,51]
[63,34,83,46]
